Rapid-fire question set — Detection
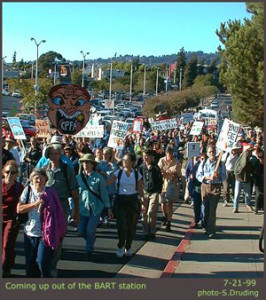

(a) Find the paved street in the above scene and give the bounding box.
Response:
[10,193,263,279]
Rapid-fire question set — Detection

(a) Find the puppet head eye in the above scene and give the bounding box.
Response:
[52,97,64,106]
[75,99,86,106]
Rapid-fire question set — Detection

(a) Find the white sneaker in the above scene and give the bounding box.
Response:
[125,248,132,257]
[116,247,124,258]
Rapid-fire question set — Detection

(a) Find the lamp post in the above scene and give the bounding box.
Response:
[155,67,159,96]
[109,62,113,103]
[30,38,46,96]
[179,68,182,91]
[80,51,89,88]
[129,63,133,102]
[2,56,7,89]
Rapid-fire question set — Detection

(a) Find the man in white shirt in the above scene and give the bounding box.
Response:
[221,142,242,207]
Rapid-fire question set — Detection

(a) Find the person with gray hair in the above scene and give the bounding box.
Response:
[17,168,66,277]
[196,144,226,238]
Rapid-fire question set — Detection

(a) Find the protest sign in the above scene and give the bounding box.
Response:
[133,118,143,133]
[47,84,91,135]
[190,121,204,136]
[7,117,27,140]
[74,124,104,138]
[107,121,129,148]
[187,142,201,158]
[105,98,114,109]
[216,118,240,152]
[35,119,51,138]
[150,118,178,131]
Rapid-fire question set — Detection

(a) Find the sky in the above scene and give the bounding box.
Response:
[3,2,251,63]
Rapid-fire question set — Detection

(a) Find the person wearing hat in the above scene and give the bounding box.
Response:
[2,135,15,166]
[44,143,79,277]
[233,143,254,213]
[76,153,112,259]
[222,142,242,207]
[36,135,73,169]
[4,136,21,167]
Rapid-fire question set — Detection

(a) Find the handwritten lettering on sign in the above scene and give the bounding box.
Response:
[150,118,178,131]
[35,119,51,138]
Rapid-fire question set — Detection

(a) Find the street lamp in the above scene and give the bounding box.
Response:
[80,51,89,88]
[30,37,46,96]
[179,68,183,91]
[155,67,159,96]
[2,56,7,89]
[129,63,133,102]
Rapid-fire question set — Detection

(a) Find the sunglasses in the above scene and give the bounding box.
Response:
[5,171,16,175]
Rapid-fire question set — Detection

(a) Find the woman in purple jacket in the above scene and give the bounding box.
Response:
[17,169,66,278]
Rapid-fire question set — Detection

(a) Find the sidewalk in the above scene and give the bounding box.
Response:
[117,200,264,278]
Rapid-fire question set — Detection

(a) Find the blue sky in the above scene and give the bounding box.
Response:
[3,2,251,62]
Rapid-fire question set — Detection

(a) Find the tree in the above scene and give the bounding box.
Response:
[176,47,186,89]
[38,51,64,78]
[216,2,264,127]
[71,69,82,86]
[182,54,198,88]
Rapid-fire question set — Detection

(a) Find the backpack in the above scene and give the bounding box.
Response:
[15,184,31,225]
[61,162,72,197]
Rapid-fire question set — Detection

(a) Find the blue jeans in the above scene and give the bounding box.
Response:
[24,234,54,278]
[78,213,101,253]
[233,181,251,209]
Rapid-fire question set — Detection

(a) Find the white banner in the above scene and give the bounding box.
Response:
[133,119,143,133]
[150,118,178,131]
[107,121,129,148]
[7,117,27,140]
[187,142,201,158]
[190,121,204,136]
[216,118,241,152]
[74,124,104,138]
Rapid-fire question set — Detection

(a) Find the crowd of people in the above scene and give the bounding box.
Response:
[2,119,264,278]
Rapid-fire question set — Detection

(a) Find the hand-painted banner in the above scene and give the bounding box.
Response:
[133,118,143,133]
[74,124,104,138]
[190,121,204,136]
[150,118,178,131]
[187,142,201,158]
[47,84,91,135]
[35,119,51,138]
[7,117,27,140]
[107,121,129,148]
[216,118,240,152]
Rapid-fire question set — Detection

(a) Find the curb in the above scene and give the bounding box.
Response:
[160,218,195,278]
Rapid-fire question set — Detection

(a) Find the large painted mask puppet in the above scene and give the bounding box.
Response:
[48,84,91,135]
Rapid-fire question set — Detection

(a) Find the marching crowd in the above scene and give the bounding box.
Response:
[2,120,264,278]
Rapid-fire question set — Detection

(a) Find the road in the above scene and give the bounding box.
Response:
[10,204,171,278]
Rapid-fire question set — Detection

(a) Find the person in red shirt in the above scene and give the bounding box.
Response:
[2,160,24,277]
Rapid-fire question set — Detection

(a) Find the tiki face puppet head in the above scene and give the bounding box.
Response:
[48,84,91,135]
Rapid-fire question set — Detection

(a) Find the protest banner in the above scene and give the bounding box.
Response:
[107,121,129,148]
[190,121,204,136]
[133,118,143,133]
[216,118,241,152]
[187,142,201,158]
[74,124,104,138]
[150,118,178,131]
[35,119,51,138]
[7,117,27,140]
